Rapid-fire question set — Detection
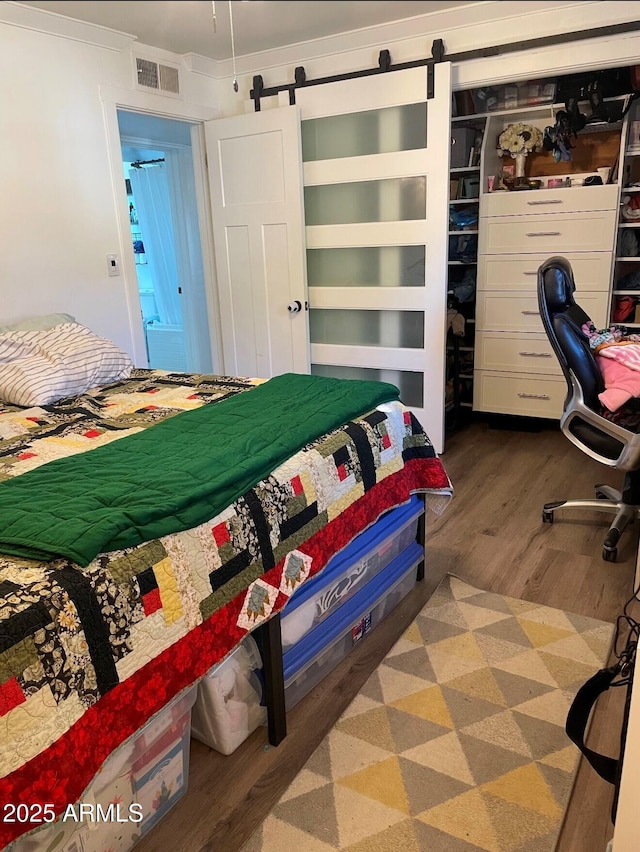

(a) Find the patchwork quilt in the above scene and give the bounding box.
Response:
[0,370,452,847]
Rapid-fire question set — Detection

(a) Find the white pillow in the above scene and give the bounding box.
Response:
[0,313,75,333]
[0,322,133,407]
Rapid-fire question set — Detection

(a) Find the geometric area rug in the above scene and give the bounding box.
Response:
[241,574,615,852]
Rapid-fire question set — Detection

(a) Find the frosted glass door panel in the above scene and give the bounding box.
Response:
[310,309,423,348]
[311,364,424,408]
[307,246,425,287]
[301,103,427,161]
[296,63,451,453]
[304,177,426,225]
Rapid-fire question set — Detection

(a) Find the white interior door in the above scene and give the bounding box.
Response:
[204,106,309,379]
[295,63,451,453]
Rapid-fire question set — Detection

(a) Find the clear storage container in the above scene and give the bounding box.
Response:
[280,496,423,650]
[283,541,423,712]
[191,634,266,755]
[10,684,197,852]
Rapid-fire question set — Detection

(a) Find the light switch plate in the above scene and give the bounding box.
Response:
[106,254,120,277]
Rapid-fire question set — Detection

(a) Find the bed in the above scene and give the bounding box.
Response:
[0,320,452,849]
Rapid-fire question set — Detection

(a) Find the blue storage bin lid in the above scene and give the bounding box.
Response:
[283,539,423,681]
[283,495,423,615]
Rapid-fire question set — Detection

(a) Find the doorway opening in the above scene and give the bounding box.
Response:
[117,109,214,373]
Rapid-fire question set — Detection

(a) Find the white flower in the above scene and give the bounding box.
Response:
[498,123,543,157]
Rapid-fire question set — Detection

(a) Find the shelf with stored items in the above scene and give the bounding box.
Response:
[612,104,640,325]
[470,93,630,419]
[449,70,640,425]
[446,116,486,434]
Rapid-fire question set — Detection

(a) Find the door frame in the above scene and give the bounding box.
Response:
[120,128,215,372]
[101,87,223,370]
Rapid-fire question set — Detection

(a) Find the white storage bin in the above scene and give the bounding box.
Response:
[283,541,422,712]
[10,685,197,852]
[191,634,266,755]
[280,496,423,650]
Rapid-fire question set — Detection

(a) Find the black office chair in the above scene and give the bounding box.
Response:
[537,255,640,561]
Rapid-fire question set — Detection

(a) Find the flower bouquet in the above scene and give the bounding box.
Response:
[497,122,544,181]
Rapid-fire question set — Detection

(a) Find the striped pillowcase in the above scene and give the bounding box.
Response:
[0,323,133,407]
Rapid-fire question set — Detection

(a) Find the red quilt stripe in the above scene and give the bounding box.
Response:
[0,678,26,717]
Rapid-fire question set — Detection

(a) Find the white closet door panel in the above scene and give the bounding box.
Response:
[224,225,260,377]
[304,148,429,186]
[297,68,430,118]
[309,287,426,311]
[204,106,309,378]
[311,343,426,372]
[298,63,451,452]
[306,221,428,249]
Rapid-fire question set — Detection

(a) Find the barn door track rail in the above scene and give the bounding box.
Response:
[250,21,640,111]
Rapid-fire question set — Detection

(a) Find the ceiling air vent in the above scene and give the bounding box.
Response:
[135,57,180,96]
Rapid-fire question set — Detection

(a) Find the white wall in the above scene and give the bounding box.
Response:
[0,3,220,360]
[2,1,640,362]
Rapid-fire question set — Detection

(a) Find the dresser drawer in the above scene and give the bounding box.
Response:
[475,332,561,375]
[480,210,617,254]
[477,253,613,292]
[476,291,610,332]
[473,370,565,418]
[480,185,619,218]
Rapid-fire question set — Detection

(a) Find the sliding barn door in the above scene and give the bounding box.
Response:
[203,107,309,378]
[296,64,451,453]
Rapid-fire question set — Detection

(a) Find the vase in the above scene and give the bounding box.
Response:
[514,150,528,180]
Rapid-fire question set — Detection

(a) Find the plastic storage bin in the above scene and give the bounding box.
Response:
[132,685,196,837]
[280,496,423,650]
[10,684,197,852]
[191,634,266,755]
[283,540,423,712]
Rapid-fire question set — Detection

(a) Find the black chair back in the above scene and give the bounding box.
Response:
[537,255,604,412]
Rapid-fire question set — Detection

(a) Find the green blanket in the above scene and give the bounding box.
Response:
[0,373,399,566]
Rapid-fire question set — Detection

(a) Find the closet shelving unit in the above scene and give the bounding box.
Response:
[447,82,633,426]
[446,114,486,432]
[612,100,640,328]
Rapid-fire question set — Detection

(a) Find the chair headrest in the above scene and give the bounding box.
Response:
[539,256,576,314]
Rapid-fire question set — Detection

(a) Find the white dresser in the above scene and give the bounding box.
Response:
[473,185,618,418]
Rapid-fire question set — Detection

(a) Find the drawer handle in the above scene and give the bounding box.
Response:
[521,310,540,316]
[526,231,561,237]
[527,199,563,205]
[518,392,551,400]
[523,271,538,276]
[519,351,552,358]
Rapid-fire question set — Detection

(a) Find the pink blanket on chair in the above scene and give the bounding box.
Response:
[581,320,640,412]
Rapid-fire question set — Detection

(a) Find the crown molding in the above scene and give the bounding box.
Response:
[2,0,638,83]
[180,1,639,82]
[0,1,134,52]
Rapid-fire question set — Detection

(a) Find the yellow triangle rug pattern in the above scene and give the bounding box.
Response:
[242,574,615,852]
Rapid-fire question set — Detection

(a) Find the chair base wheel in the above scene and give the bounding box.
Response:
[542,510,554,524]
[603,528,621,563]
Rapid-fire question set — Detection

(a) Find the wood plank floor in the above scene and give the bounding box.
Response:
[135,418,639,852]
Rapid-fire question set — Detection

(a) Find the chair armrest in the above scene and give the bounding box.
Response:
[561,372,640,470]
